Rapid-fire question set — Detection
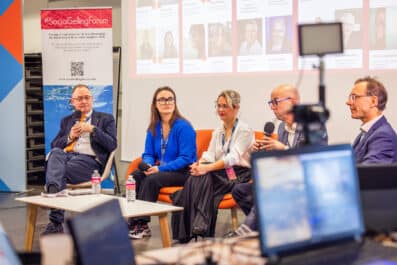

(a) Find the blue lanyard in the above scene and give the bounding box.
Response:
[222,119,238,155]
[160,126,169,162]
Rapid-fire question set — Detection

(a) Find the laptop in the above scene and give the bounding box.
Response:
[251,144,396,265]
[357,163,397,233]
[67,199,135,265]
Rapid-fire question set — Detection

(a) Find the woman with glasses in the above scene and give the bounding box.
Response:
[128,86,197,239]
[171,89,255,243]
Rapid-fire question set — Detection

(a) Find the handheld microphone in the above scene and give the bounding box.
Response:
[138,162,151,172]
[264,122,275,137]
[73,110,82,123]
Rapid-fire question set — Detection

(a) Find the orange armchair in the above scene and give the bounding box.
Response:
[125,129,265,231]
[125,129,213,199]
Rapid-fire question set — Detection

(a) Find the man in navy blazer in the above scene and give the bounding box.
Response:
[255,84,327,151]
[225,84,328,237]
[43,84,117,235]
[347,76,397,164]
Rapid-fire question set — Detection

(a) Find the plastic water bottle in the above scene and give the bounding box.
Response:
[126,175,136,202]
[91,170,101,194]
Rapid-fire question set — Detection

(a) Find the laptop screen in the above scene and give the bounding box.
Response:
[67,199,135,265]
[251,144,364,256]
[357,163,397,232]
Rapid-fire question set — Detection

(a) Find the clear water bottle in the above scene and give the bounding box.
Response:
[126,175,136,202]
[91,170,101,194]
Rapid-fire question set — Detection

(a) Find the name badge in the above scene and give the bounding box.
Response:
[226,167,237,181]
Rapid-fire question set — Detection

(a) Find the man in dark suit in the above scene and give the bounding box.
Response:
[226,84,327,237]
[347,76,397,164]
[43,84,117,235]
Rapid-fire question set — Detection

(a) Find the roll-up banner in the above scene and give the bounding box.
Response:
[41,7,114,188]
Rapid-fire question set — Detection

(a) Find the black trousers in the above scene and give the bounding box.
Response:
[231,182,254,216]
[231,182,257,230]
[131,167,188,223]
[171,166,251,241]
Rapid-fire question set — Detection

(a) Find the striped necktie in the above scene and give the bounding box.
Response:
[64,113,86,152]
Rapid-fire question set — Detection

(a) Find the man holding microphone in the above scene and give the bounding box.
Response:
[226,84,328,237]
[43,84,117,235]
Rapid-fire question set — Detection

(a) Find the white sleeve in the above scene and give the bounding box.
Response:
[223,127,254,167]
[201,130,218,162]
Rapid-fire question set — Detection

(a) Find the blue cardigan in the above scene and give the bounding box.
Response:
[142,118,197,172]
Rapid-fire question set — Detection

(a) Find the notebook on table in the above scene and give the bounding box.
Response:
[67,199,135,265]
[251,144,396,265]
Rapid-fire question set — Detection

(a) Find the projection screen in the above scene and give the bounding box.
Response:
[121,0,397,161]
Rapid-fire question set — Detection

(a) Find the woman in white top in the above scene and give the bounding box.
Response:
[171,90,255,243]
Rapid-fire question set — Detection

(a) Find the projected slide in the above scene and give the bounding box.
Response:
[182,0,233,73]
[136,0,179,74]
[131,0,397,75]
[369,2,397,69]
[237,0,293,72]
[298,0,363,69]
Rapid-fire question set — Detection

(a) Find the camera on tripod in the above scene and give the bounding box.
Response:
[292,104,329,145]
[295,22,344,145]
[293,104,329,124]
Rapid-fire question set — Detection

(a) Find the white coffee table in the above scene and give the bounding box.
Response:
[16,194,183,251]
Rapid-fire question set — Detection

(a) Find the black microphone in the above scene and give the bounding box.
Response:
[264,122,275,137]
[73,110,82,123]
[138,162,151,171]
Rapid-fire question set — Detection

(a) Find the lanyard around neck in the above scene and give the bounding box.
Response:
[222,119,238,155]
[160,125,170,162]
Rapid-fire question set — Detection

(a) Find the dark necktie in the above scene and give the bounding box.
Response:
[353,130,365,148]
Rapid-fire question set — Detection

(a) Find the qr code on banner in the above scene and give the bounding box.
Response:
[71,61,84,76]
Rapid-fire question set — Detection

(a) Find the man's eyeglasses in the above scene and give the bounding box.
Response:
[156,97,175,105]
[348,94,372,102]
[72,95,92,102]
[267,97,291,108]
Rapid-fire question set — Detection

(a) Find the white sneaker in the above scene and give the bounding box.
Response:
[129,223,151,239]
[235,224,253,236]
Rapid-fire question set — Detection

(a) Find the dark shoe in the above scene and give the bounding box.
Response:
[42,222,64,235]
[192,226,206,236]
[178,237,193,244]
[192,234,206,242]
[177,234,204,244]
[128,219,137,231]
